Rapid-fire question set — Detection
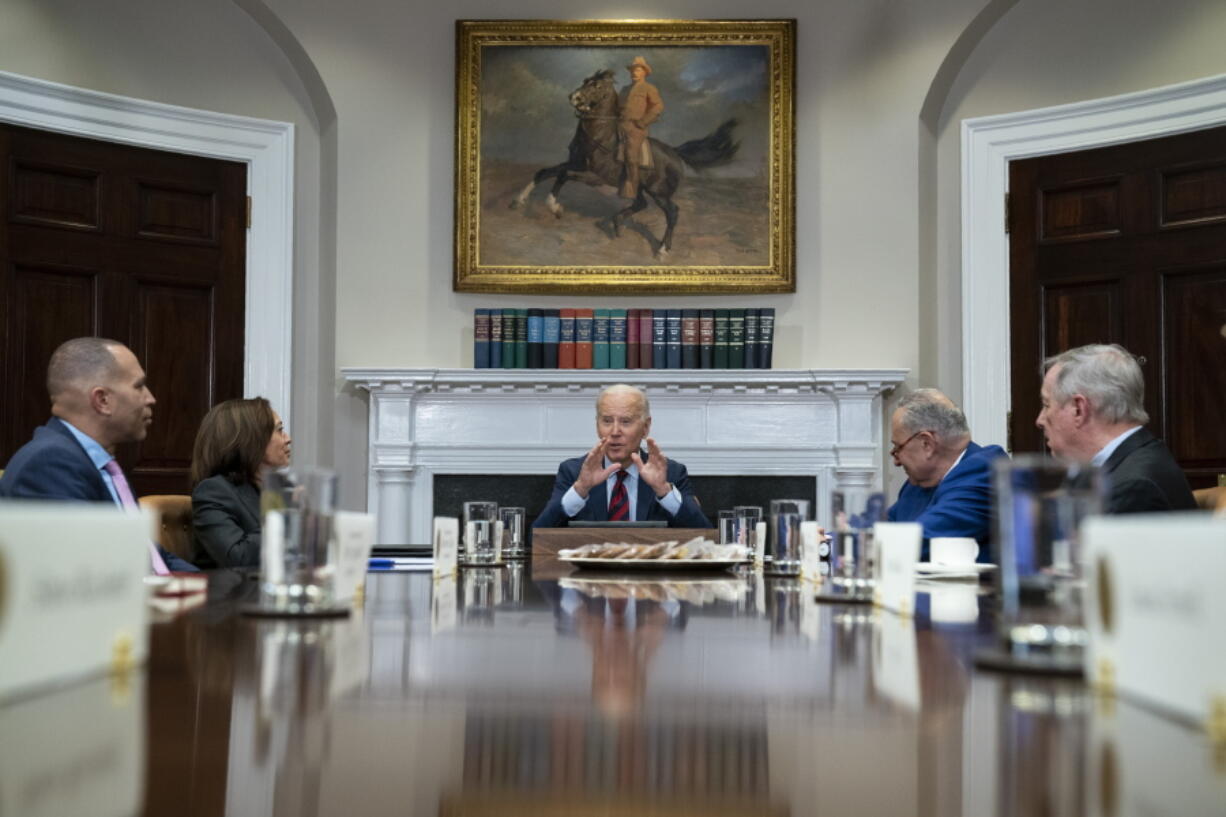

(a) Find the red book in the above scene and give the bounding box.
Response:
[638,309,653,369]
[627,308,640,368]
[575,308,594,369]
[558,308,576,369]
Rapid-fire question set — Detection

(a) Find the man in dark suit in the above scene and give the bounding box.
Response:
[0,336,197,571]
[534,384,708,528]
[1037,343,1195,514]
[886,388,1008,559]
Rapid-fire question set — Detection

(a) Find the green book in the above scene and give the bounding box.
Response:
[593,308,610,369]
[608,308,627,369]
[515,308,528,368]
[501,308,516,368]
[713,309,730,368]
[728,308,746,368]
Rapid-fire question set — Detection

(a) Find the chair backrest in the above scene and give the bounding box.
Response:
[138,494,194,560]
[1192,486,1226,513]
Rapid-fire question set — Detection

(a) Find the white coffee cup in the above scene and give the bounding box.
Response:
[930,536,979,566]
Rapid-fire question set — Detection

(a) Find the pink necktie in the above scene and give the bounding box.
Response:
[103,459,171,575]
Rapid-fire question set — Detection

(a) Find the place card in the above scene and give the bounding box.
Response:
[333,511,376,604]
[754,520,767,567]
[1084,513,1226,733]
[873,522,921,616]
[0,503,151,701]
[433,516,459,578]
[800,521,823,583]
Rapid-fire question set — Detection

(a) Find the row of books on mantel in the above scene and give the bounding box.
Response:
[474,308,776,369]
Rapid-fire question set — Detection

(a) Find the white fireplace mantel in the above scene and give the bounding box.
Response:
[341,368,908,544]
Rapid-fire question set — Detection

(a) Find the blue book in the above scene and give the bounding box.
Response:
[652,311,666,368]
[501,309,516,368]
[593,308,610,369]
[527,308,544,368]
[474,308,490,368]
[489,308,503,368]
[543,308,560,368]
[608,308,627,369]
[665,309,682,369]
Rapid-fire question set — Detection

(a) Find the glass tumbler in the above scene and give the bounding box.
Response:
[463,500,499,565]
[260,467,339,613]
[499,506,527,559]
[768,499,811,575]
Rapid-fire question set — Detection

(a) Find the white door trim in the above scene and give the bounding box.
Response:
[0,70,294,425]
[961,72,1226,446]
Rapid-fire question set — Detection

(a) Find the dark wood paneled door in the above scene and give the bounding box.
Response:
[0,124,246,495]
[1009,125,1226,488]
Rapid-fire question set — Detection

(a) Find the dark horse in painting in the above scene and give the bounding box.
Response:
[510,69,740,260]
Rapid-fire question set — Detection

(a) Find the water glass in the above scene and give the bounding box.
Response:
[498,506,526,559]
[260,467,339,613]
[463,500,499,564]
[993,455,1103,668]
[830,487,888,591]
[718,510,737,545]
[733,505,763,561]
[768,499,810,575]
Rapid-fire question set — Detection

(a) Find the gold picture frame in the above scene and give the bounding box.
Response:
[454,19,795,293]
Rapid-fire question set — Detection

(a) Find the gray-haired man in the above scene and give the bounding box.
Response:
[1036,343,1195,514]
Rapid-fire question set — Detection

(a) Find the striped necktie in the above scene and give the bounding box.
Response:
[608,470,630,521]
[103,459,171,575]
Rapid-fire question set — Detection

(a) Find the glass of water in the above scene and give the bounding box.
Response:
[463,500,499,565]
[768,499,810,576]
[830,487,888,594]
[734,505,763,562]
[260,467,339,614]
[499,506,526,559]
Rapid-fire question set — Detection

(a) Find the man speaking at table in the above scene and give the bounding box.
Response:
[0,336,197,571]
[534,384,709,528]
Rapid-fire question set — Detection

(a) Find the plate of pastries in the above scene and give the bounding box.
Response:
[558,537,750,571]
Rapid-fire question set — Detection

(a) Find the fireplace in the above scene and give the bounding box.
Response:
[341,369,907,545]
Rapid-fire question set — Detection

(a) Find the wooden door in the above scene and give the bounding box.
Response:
[0,124,247,495]
[1009,125,1226,488]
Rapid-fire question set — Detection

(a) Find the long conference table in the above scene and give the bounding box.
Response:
[3,560,1222,817]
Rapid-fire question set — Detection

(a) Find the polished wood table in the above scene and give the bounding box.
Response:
[3,564,1221,817]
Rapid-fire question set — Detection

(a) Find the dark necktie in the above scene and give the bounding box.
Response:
[608,470,630,521]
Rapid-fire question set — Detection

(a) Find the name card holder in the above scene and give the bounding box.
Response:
[1084,513,1226,738]
[333,511,376,604]
[433,517,459,578]
[873,522,921,616]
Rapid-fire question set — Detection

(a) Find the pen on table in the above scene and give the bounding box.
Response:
[368,558,397,569]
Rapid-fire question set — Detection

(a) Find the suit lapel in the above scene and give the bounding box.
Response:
[590,480,609,521]
[636,474,655,521]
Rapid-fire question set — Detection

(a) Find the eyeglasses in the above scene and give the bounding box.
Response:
[889,430,929,458]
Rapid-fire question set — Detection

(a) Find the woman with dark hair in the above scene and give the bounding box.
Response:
[190,397,291,568]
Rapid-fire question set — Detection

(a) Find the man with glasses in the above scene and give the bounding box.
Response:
[886,388,1007,558]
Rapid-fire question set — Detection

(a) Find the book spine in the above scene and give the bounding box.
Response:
[744,308,759,369]
[681,309,699,369]
[543,309,560,368]
[515,308,528,368]
[609,309,627,369]
[728,309,745,368]
[699,309,714,369]
[558,308,576,369]
[501,309,516,368]
[489,308,503,369]
[713,309,730,368]
[575,309,594,369]
[759,307,775,369]
[474,308,490,368]
[666,309,682,369]
[593,308,610,369]
[638,309,653,369]
[626,308,640,369]
[652,311,666,369]
[527,308,544,368]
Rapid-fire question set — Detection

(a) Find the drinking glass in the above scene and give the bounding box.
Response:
[829,487,888,593]
[768,499,810,575]
[499,506,526,559]
[733,505,763,561]
[988,455,1103,672]
[260,467,339,614]
[718,510,737,546]
[463,501,499,564]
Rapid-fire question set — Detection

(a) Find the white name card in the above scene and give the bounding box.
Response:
[1084,513,1226,732]
[799,521,823,583]
[0,503,151,702]
[874,522,921,616]
[433,517,459,577]
[333,511,376,604]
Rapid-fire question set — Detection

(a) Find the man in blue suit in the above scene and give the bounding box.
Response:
[0,336,197,572]
[886,389,1007,560]
[534,384,709,529]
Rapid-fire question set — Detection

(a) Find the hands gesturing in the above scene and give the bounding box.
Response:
[572,438,620,498]
[632,437,670,498]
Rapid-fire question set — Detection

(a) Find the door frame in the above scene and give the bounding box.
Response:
[961,72,1226,447]
[0,70,294,425]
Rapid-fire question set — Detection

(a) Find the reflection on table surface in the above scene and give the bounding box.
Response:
[2,565,1222,817]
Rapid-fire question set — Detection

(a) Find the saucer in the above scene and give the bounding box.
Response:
[915,562,996,579]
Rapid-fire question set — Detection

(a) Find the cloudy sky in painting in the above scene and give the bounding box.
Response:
[480,45,770,175]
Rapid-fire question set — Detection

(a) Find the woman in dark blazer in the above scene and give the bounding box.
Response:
[189,397,291,568]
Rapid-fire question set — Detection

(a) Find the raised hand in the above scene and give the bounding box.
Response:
[573,438,620,498]
[633,437,670,497]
